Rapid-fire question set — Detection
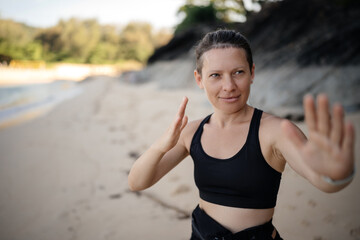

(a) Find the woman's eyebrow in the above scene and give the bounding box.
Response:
[206,66,246,72]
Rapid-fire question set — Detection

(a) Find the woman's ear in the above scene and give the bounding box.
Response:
[194,70,204,89]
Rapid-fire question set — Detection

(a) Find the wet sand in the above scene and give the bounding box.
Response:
[0,76,359,240]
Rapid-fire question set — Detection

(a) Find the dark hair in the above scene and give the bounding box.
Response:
[195,29,253,74]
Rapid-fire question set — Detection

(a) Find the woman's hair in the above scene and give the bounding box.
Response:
[195,29,253,74]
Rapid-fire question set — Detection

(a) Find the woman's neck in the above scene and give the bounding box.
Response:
[211,105,254,128]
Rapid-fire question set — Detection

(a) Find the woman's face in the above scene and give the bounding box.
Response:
[194,47,255,114]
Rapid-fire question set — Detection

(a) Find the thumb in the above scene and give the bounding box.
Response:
[180,115,188,131]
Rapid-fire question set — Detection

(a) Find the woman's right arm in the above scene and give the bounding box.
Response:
[128,97,189,191]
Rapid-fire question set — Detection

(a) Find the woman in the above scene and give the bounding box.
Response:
[128,29,355,240]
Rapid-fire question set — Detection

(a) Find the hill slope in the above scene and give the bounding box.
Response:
[124,0,360,118]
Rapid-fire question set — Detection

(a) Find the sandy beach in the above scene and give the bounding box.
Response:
[0,76,359,240]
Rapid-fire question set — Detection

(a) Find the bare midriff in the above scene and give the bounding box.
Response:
[199,199,275,234]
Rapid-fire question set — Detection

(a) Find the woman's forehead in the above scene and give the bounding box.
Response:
[202,48,248,70]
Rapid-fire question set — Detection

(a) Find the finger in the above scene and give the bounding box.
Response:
[281,120,306,149]
[173,97,188,130]
[304,94,317,132]
[316,94,330,136]
[180,115,188,131]
[330,103,344,145]
[177,96,188,119]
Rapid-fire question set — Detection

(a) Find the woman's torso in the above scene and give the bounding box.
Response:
[183,106,285,233]
[199,199,274,233]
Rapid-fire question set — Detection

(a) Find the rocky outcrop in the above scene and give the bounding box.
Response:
[123,0,360,119]
[242,0,360,117]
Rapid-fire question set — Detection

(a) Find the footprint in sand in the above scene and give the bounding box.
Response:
[323,213,336,224]
[301,219,311,227]
[169,175,180,182]
[287,204,297,211]
[172,184,191,196]
[128,151,140,160]
[109,193,122,199]
[350,226,360,238]
[307,199,317,208]
[296,190,303,196]
[109,126,117,132]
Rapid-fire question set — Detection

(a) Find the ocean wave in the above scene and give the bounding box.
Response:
[0,81,83,126]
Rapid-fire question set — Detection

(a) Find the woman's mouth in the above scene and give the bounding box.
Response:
[219,96,240,103]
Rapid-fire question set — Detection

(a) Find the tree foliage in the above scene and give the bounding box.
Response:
[176,3,219,33]
[0,18,172,64]
[0,19,42,60]
[175,0,266,33]
[118,22,155,63]
[0,0,271,63]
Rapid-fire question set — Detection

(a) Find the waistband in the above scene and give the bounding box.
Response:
[191,205,275,240]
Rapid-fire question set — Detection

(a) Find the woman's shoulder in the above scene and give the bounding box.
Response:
[258,110,286,140]
[183,117,206,137]
[181,116,209,150]
[260,110,283,124]
[258,109,303,146]
[259,109,300,132]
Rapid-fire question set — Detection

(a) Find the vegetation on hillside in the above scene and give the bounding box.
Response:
[0,18,172,65]
[174,0,266,33]
[2,0,355,65]
[0,0,267,65]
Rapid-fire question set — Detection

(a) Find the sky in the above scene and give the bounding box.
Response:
[0,0,185,30]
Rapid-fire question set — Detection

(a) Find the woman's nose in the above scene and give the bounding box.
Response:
[223,75,236,91]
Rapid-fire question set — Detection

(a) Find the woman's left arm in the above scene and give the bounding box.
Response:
[276,94,356,193]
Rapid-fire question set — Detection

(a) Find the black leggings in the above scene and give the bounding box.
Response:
[190,205,283,240]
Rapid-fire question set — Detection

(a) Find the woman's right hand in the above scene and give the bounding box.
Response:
[152,96,189,153]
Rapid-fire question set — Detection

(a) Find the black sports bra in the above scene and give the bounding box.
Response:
[190,108,282,209]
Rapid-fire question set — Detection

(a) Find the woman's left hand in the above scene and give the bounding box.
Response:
[282,94,355,182]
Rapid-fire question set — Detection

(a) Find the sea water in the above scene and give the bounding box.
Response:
[0,81,83,127]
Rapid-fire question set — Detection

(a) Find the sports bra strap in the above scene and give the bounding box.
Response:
[247,108,263,146]
[192,114,212,145]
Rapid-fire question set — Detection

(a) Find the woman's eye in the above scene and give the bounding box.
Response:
[210,73,220,78]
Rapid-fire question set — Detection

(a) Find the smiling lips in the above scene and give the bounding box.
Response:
[219,95,240,103]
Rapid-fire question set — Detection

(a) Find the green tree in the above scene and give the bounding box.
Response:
[119,22,155,63]
[101,24,120,45]
[23,41,43,60]
[87,24,121,63]
[1,17,172,64]
[175,0,266,33]
[35,26,62,61]
[56,18,101,62]
[0,19,35,45]
[87,42,119,64]
[0,19,43,60]
[176,2,219,33]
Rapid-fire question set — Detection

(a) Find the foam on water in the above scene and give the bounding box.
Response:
[0,81,83,127]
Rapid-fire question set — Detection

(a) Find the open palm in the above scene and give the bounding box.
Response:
[283,94,355,181]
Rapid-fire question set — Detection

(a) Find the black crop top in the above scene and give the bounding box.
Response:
[190,108,282,209]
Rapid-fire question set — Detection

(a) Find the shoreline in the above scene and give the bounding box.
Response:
[0,80,83,130]
[0,64,120,87]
